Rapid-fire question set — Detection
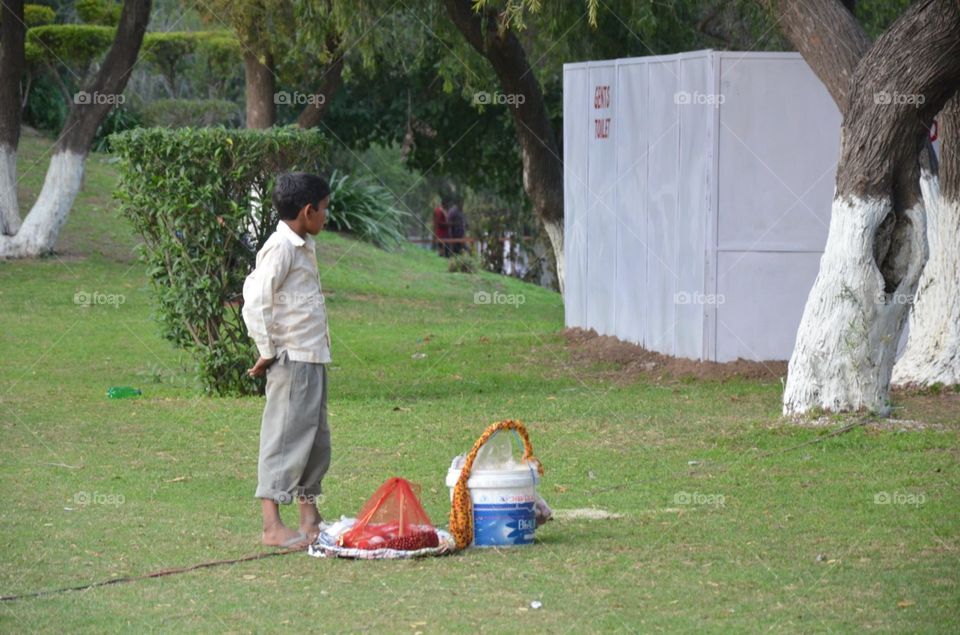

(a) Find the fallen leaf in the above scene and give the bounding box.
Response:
[897,600,915,609]
[165,476,188,483]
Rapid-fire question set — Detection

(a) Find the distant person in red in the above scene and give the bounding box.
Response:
[432,202,449,257]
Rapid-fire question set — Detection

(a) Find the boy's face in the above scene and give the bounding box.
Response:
[302,196,329,235]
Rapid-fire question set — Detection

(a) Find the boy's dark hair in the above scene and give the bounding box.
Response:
[272,172,330,220]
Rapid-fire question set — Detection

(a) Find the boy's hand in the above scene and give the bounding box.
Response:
[248,356,277,377]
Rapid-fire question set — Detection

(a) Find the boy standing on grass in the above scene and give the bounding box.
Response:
[242,172,332,549]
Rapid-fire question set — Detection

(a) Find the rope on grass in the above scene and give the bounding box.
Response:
[8,420,550,598]
[0,547,304,602]
[448,419,544,550]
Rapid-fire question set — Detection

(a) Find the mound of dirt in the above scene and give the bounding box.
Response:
[563,328,788,382]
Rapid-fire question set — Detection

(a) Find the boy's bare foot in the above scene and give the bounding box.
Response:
[262,523,309,548]
[299,507,324,543]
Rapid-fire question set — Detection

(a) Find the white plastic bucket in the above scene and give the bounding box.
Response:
[446,464,540,547]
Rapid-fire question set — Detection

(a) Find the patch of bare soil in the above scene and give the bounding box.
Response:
[889,388,960,428]
[563,328,787,382]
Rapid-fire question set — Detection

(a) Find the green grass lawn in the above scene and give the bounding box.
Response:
[1,132,958,633]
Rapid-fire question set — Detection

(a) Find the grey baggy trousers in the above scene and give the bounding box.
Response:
[255,351,331,503]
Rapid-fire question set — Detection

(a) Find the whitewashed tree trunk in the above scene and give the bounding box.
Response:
[0,1,25,237]
[785,194,927,415]
[0,144,21,236]
[782,0,960,415]
[0,151,85,257]
[542,218,564,295]
[893,196,960,386]
[893,94,960,387]
[0,0,151,259]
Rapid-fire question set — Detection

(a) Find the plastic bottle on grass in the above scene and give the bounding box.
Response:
[107,386,142,399]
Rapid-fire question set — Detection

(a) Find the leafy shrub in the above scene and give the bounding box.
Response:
[92,105,143,152]
[448,253,479,274]
[111,126,329,395]
[141,98,241,128]
[22,74,67,133]
[327,170,408,249]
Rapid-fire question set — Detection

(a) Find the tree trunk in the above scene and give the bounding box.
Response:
[762,0,871,115]
[0,0,25,236]
[893,93,960,387]
[244,50,276,129]
[443,0,565,293]
[0,0,152,258]
[783,0,960,415]
[296,35,344,129]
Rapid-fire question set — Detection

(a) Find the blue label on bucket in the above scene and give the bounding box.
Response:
[473,502,536,546]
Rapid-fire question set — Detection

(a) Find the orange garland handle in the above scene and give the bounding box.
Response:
[448,420,544,551]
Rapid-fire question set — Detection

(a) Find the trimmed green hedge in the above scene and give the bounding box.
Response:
[111,126,329,395]
[76,0,121,26]
[24,4,56,26]
[26,24,115,66]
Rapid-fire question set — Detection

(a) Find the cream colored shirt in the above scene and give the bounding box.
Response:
[242,222,331,363]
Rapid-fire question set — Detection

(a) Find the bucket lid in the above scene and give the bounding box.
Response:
[446,465,539,489]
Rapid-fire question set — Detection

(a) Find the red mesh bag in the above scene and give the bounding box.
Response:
[340,477,440,551]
